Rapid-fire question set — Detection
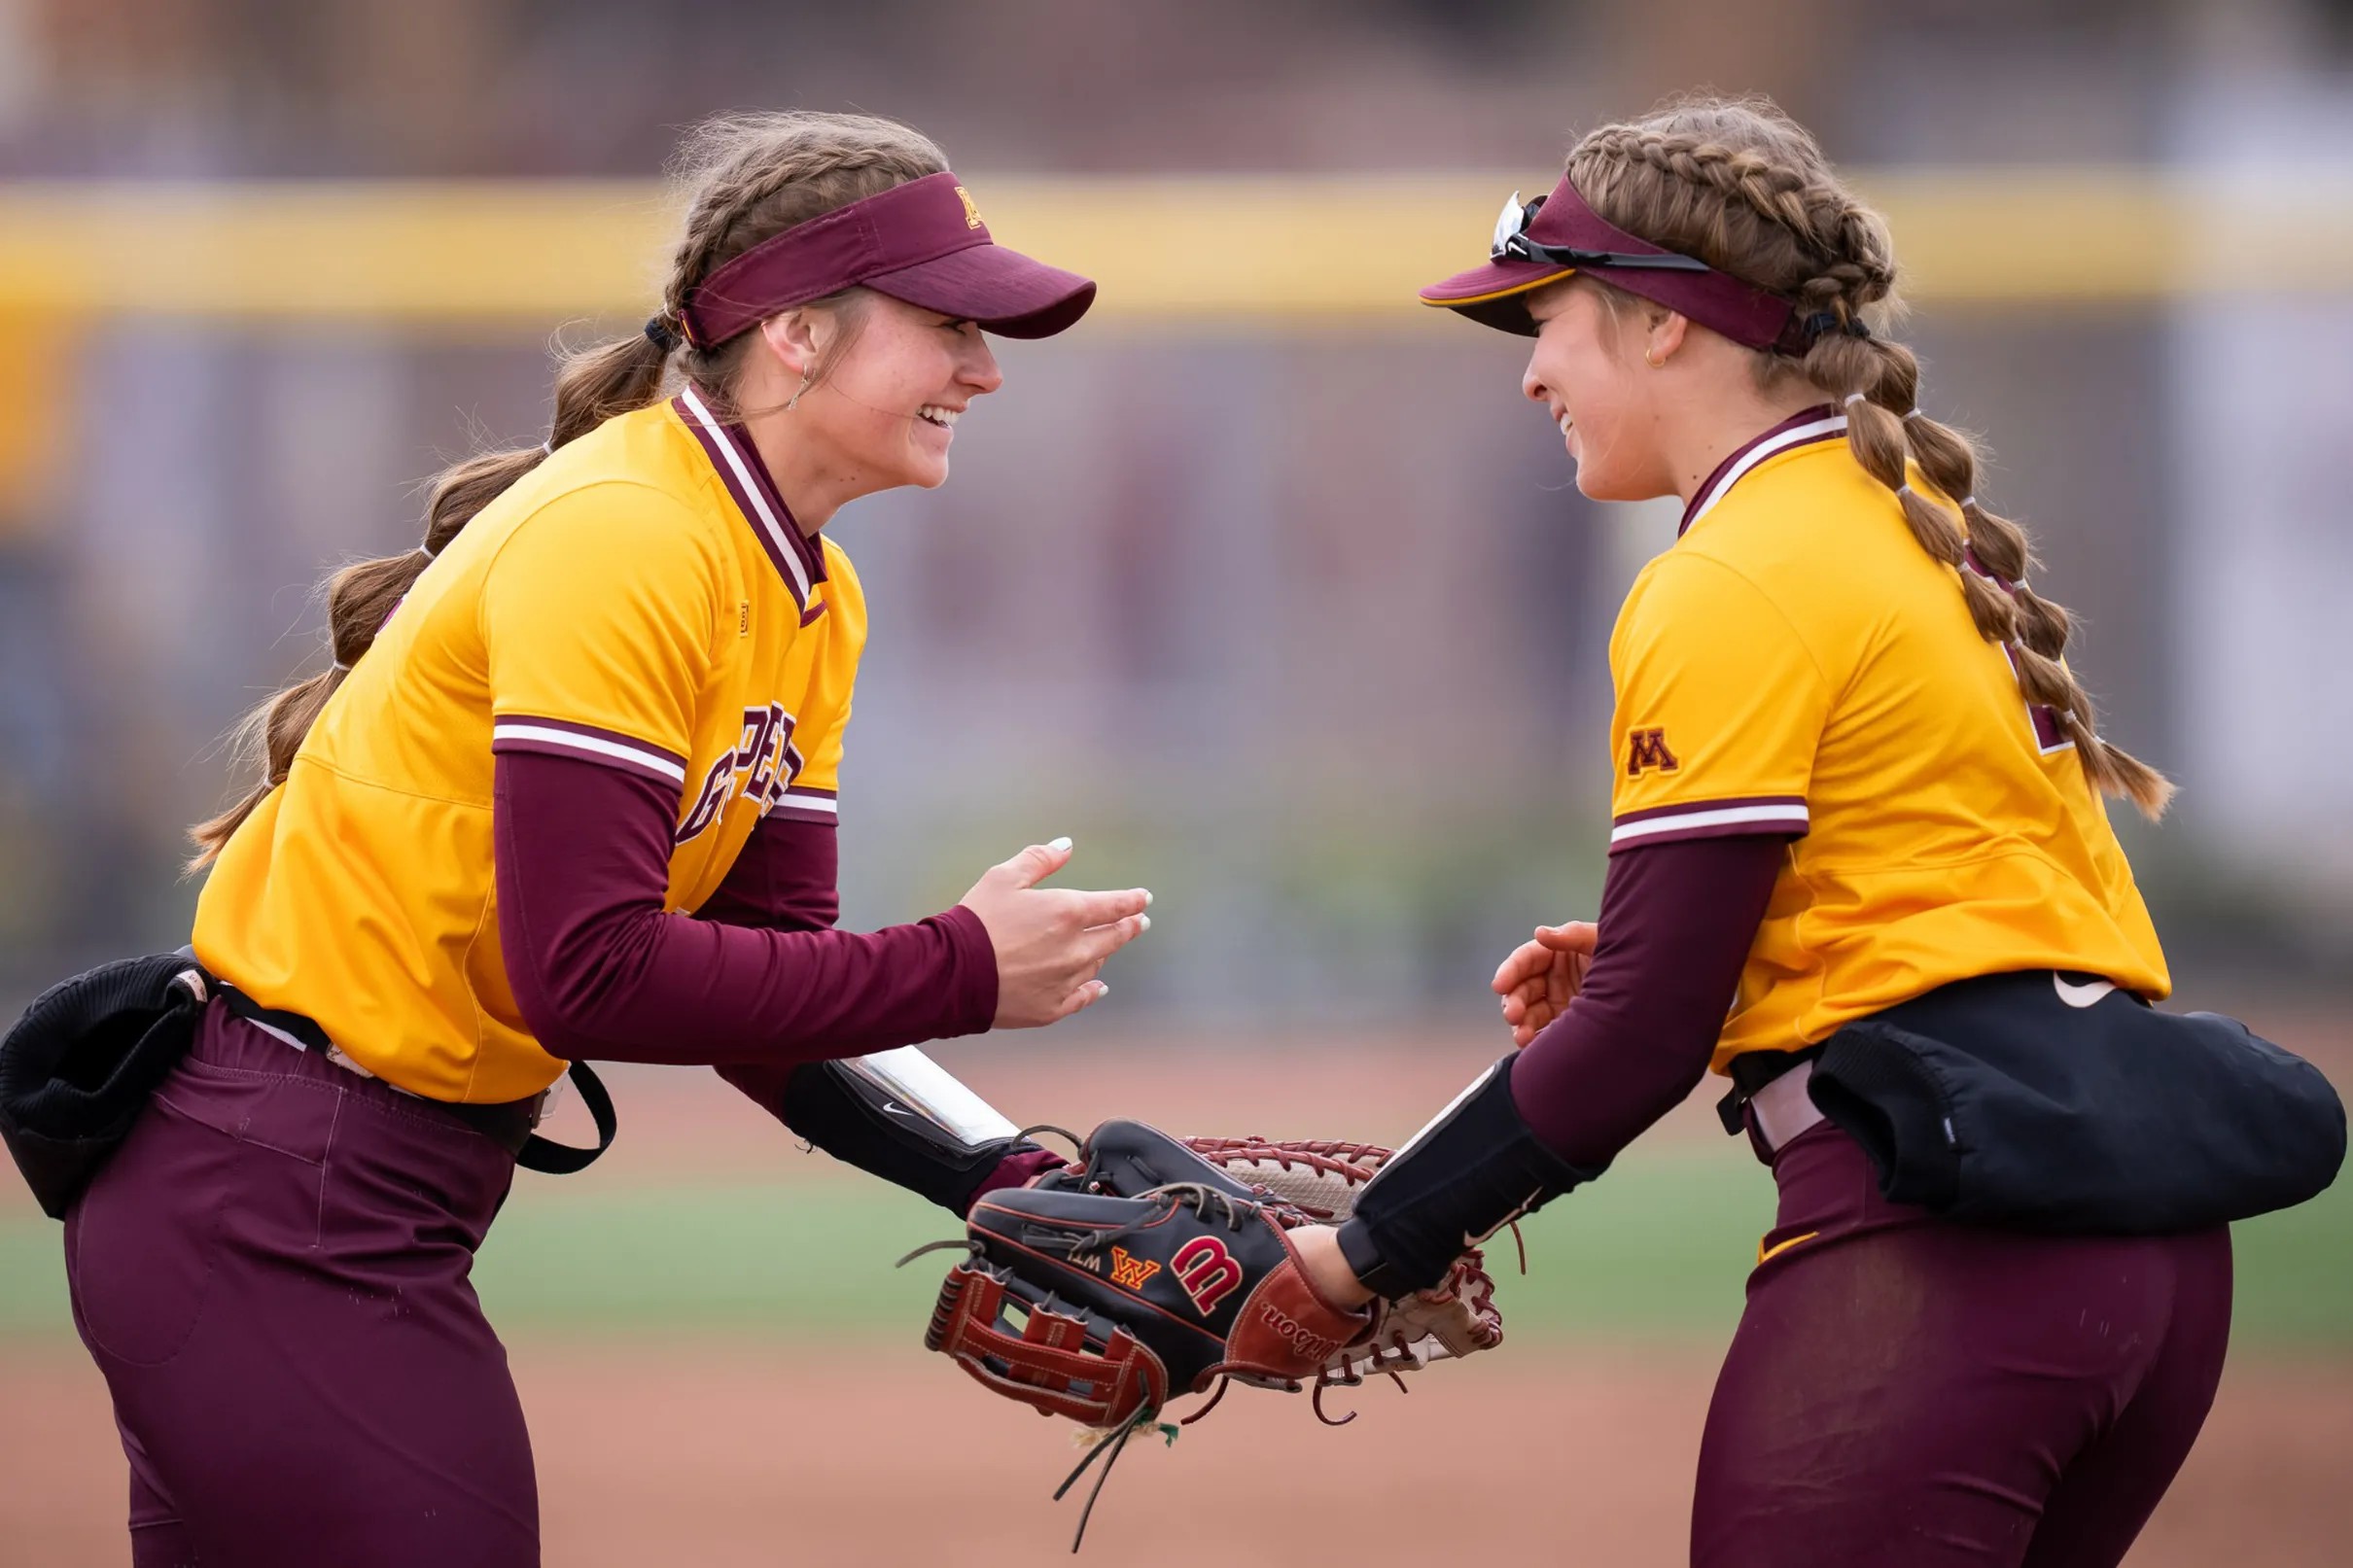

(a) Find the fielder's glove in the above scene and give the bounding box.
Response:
[1173,1132,1507,1400]
[1056,1122,1507,1411]
[911,1125,1372,1548]
[910,1121,1511,1548]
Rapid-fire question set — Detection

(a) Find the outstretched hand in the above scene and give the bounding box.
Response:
[958,838,1151,1028]
[1491,921,1597,1047]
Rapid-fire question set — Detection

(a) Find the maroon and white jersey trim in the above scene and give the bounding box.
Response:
[1680,408,1847,536]
[1609,794,1809,849]
[675,386,825,610]
[1999,645,2077,755]
[491,716,688,786]
[768,784,839,823]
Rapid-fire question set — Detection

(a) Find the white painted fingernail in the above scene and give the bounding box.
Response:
[1047,836,1072,853]
[1094,981,1110,997]
[1141,889,1153,907]
[1136,914,1151,933]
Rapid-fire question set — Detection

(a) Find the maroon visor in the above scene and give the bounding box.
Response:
[680,171,1096,347]
[1420,172,1813,353]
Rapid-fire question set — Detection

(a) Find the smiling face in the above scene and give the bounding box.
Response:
[1519,276,1678,503]
[776,291,1005,493]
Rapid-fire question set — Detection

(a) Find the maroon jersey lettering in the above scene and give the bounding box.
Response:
[675,701,807,845]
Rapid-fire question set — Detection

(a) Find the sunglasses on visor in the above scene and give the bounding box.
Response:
[1490,192,1714,272]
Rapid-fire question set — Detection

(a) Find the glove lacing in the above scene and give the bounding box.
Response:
[1015,1122,1086,1159]
[1053,1400,1177,1552]
[1068,1181,1258,1256]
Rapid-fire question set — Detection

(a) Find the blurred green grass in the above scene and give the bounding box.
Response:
[5,1141,2347,1348]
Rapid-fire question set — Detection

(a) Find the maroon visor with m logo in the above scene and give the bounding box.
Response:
[681,171,1096,348]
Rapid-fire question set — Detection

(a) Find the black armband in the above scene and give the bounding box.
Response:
[781,1061,1040,1216]
[1336,1053,1604,1299]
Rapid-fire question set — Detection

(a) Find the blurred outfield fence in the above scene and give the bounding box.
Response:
[2,166,2350,1021]
[0,169,2348,326]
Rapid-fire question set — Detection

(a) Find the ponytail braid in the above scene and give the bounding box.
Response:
[190,111,948,868]
[1565,93,2173,819]
[1799,302,2169,817]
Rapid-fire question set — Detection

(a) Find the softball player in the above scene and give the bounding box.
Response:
[1286,95,2232,1566]
[64,112,1146,1566]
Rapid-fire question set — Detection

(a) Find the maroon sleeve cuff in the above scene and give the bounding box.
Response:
[1507,834,1786,1168]
[963,1145,1070,1208]
[929,903,1000,1038]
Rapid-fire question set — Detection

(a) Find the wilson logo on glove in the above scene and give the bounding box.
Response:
[1171,1236,1243,1313]
[1257,1301,1344,1362]
[1108,1246,1161,1291]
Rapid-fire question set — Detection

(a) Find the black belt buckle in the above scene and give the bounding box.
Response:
[1715,1047,1820,1136]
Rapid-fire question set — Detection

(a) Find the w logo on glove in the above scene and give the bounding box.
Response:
[1172,1236,1243,1313]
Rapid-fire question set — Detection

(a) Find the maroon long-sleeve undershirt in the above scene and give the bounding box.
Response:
[693,807,841,934]
[492,751,995,1067]
[1506,835,1789,1168]
[676,795,1066,1206]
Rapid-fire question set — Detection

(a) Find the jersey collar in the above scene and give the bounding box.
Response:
[1679,404,1847,536]
[672,385,829,610]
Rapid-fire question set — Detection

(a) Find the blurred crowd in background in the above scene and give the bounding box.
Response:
[1,0,2349,1025]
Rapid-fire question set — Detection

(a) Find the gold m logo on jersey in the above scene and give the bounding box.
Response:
[1108,1246,1161,1292]
[1171,1236,1244,1315]
[954,186,983,229]
[1626,727,1680,777]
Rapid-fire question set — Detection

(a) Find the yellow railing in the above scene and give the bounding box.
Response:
[0,170,2344,330]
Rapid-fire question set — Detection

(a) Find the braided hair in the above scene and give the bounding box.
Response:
[1566,94,2170,819]
[190,112,948,867]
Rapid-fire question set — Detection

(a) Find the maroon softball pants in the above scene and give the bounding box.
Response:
[64,1003,541,1567]
[1691,1119,2233,1567]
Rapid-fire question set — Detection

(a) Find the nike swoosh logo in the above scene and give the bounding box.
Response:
[882,1101,915,1117]
[2053,974,2117,1009]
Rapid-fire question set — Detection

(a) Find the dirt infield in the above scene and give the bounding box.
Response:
[6,1012,2349,1561]
[5,1341,2348,1566]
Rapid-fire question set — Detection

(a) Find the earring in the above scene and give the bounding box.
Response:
[786,369,814,412]
[1644,349,1665,368]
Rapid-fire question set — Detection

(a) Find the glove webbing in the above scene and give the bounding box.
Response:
[922,1261,1166,1428]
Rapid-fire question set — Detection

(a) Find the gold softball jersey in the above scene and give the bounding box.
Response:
[194,390,864,1102]
[1605,408,2168,1068]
